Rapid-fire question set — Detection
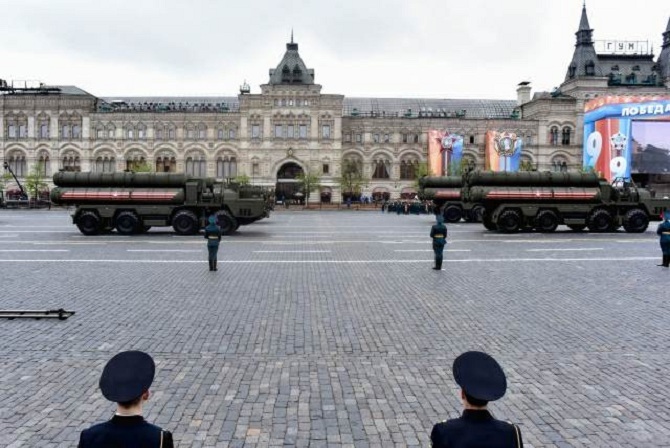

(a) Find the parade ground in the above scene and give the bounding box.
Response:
[0,209,668,447]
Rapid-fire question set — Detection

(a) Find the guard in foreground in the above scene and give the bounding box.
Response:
[430,215,448,270]
[431,351,523,447]
[205,215,222,271]
[78,351,174,448]
[657,210,670,268]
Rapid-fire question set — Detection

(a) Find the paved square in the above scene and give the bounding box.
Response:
[0,209,668,447]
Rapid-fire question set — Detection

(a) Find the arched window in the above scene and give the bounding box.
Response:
[7,153,27,177]
[550,127,559,146]
[37,153,51,176]
[561,127,571,146]
[137,124,147,140]
[216,156,237,179]
[38,117,50,139]
[197,124,206,140]
[61,152,81,172]
[551,157,569,172]
[372,158,390,179]
[107,125,116,139]
[217,128,225,140]
[95,156,116,173]
[155,154,176,173]
[400,159,418,180]
[185,155,207,177]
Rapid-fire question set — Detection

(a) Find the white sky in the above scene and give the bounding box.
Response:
[1,0,668,99]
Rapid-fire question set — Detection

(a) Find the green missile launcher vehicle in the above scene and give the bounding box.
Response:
[50,172,271,236]
[418,176,483,223]
[460,171,670,233]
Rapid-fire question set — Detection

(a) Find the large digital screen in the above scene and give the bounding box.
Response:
[631,120,670,174]
[583,96,670,180]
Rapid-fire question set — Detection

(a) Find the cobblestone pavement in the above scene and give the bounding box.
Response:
[0,209,668,447]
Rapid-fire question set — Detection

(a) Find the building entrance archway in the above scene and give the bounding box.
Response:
[276,162,304,203]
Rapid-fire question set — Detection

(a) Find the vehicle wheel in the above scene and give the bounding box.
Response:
[482,212,497,231]
[587,209,613,233]
[443,205,463,223]
[567,224,586,232]
[535,210,559,233]
[623,208,649,233]
[172,210,198,235]
[77,211,101,236]
[115,211,140,235]
[469,205,485,223]
[215,210,238,235]
[497,209,522,233]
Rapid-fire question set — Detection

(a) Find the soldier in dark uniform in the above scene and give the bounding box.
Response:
[205,215,222,271]
[430,215,447,270]
[431,351,523,448]
[657,209,670,268]
[78,351,174,448]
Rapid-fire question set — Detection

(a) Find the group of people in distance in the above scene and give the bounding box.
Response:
[78,350,522,447]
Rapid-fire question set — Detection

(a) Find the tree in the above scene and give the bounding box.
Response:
[233,174,250,185]
[295,169,321,204]
[414,162,430,188]
[519,160,535,172]
[24,164,48,201]
[130,160,153,173]
[338,160,368,200]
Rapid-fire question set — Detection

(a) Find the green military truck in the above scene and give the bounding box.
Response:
[461,171,670,233]
[418,176,483,223]
[50,172,270,236]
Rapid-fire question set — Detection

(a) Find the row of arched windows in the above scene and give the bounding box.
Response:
[93,123,239,141]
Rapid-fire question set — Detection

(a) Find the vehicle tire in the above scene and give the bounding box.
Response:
[469,205,485,223]
[443,205,463,223]
[567,224,586,232]
[623,208,649,233]
[216,210,238,235]
[115,211,140,235]
[482,212,497,231]
[76,211,101,236]
[497,209,522,233]
[172,210,198,235]
[535,210,559,233]
[587,209,612,233]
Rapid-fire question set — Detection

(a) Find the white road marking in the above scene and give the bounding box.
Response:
[394,249,472,252]
[526,248,603,252]
[0,249,69,252]
[127,249,201,253]
[0,257,658,264]
[253,250,332,253]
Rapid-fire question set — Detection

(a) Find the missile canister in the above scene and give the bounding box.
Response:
[53,172,190,188]
[418,176,463,189]
[50,188,186,205]
[463,171,601,187]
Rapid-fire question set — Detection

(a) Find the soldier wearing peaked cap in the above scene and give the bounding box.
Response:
[431,351,523,448]
[78,351,174,448]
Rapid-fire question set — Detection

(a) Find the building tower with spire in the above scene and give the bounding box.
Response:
[658,18,670,84]
[565,4,602,81]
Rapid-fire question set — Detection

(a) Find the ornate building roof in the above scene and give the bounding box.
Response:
[268,35,315,85]
[342,98,517,119]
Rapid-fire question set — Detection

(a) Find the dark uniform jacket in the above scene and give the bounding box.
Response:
[431,410,522,448]
[658,220,670,243]
[204,223,222,247]
[430,223,448,247]
[78,415,174,448]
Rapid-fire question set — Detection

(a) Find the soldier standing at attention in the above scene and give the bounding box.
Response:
[205,215,222,271]
[78,351,174,448]
[431,351,523,448]
[430,215,447,270]
[657,209,670,268]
